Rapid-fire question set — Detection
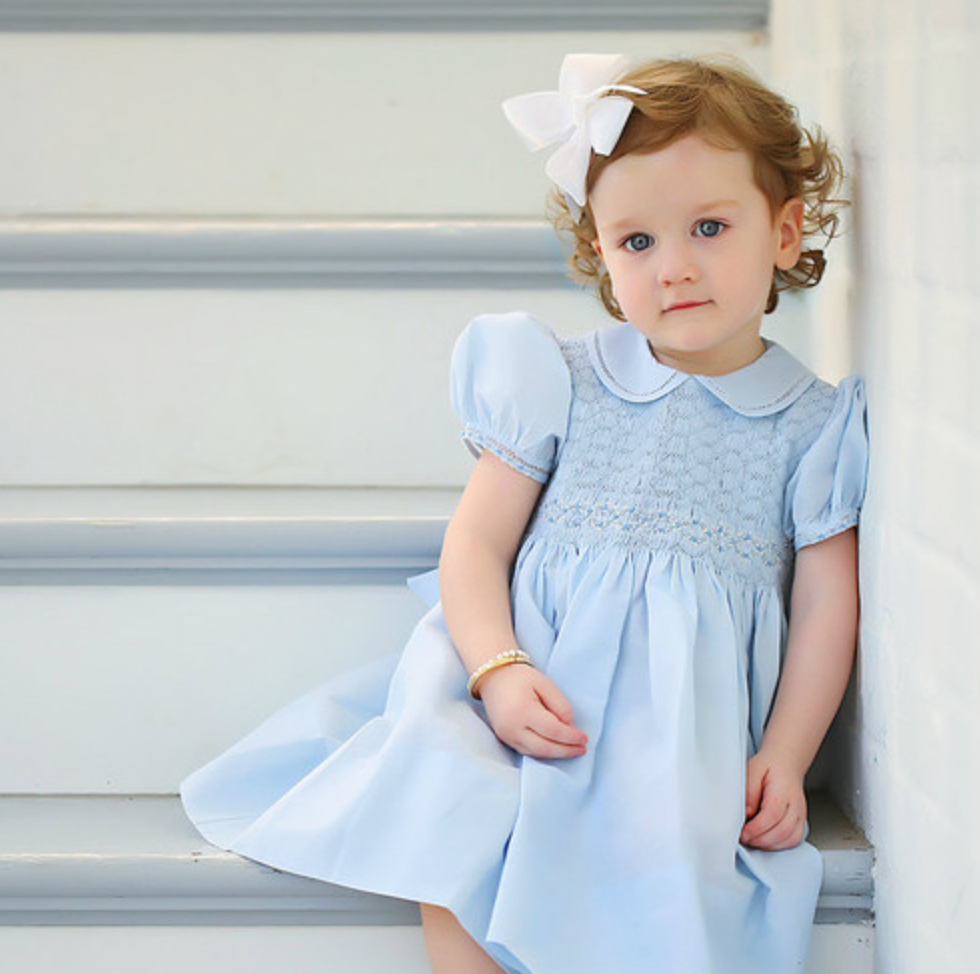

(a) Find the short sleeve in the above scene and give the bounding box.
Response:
[450,311,572,483]
[785,376,869,549]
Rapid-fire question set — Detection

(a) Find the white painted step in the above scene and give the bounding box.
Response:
[0,487,452,795]
[0,286,812,491]
[0,926,874,974]
[0,927,431,974]
[0,794,872,972]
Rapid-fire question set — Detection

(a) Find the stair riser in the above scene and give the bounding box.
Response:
[0,925,873,974]
[0,582,423,794]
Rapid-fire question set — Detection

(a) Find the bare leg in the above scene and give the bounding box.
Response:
[420,903,506,974]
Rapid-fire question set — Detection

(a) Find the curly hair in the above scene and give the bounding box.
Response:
[550,57,847,318]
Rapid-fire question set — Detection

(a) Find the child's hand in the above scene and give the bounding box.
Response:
[478,664,588,760]
[740,746,807,850]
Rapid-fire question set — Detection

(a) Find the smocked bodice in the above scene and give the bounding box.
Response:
[525,339,839,588]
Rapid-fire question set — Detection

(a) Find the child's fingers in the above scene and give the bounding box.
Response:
[740,791,788,845]
[741,808,783,846]
[508,696,588,759]
[742,809,806,850]
[527,705,588,748]
[744,760,765,820]
[492,721,585,760]
[741,783,807,849]
[479,666,587,758]
[766,815,806,850]
[532,676,578,727]
[518,731,589,761]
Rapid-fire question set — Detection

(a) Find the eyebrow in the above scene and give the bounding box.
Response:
[697,199,741,210]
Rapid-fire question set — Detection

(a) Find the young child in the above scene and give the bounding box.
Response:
[182,54,867,974]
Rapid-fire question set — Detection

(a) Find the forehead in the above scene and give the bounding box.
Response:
[590,135,759,217]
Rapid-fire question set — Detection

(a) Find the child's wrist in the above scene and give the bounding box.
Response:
[755,739,810,778]
[467,649,534,700]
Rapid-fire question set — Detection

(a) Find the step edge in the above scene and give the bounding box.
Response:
[0,795,874,926]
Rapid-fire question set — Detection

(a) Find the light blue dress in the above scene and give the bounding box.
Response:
[182,312,868,974]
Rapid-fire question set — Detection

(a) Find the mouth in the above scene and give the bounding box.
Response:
[664,301,710,313]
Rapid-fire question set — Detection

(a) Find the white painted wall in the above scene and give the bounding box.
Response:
[770,2,979,972]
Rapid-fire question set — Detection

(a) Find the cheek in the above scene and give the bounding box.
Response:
[728,243,776,293]
[603,257,626,298]
[606,263,640,304]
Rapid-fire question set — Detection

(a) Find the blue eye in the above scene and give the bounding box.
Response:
[694,220,725,238]
[624,233,654,253]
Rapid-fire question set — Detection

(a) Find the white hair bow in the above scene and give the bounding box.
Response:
[502,54,644,210]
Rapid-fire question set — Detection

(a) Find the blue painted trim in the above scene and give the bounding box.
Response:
[0,217,569,290]
[0,1,768,33]
[0,487,453,581]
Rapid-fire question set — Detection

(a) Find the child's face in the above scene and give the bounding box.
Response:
[590,135,803,376]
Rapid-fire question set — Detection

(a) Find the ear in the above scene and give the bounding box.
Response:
[592,238,604,260]
[774,198,804,270]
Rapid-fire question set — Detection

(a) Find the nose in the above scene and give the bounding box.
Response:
[656,240,698,288]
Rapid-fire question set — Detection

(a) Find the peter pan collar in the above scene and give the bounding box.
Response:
[586,323,816,417]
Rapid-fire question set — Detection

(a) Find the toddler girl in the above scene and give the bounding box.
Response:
[182,54,868,974]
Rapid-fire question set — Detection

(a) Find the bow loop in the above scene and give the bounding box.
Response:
[502,54,643,209]
[503,91,574,152]
[559,52,632,98]
[586,95,637,156]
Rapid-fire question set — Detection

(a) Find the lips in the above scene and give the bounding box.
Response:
[664,300,710,313]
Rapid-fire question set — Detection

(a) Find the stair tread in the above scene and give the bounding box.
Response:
[0,794,873,926]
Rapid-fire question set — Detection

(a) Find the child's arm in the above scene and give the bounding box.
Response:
[740,527,859,850]
[440,451,588,760]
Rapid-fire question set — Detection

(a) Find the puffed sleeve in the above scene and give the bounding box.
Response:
[450,311,572,483]
[784,376,869,549]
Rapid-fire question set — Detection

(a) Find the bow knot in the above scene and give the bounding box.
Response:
[502,54,643,210]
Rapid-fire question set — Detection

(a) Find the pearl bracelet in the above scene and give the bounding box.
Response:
[467,649,534,700]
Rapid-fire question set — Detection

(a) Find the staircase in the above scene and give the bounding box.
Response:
[0,4,873,972]
[0,489,873,972]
